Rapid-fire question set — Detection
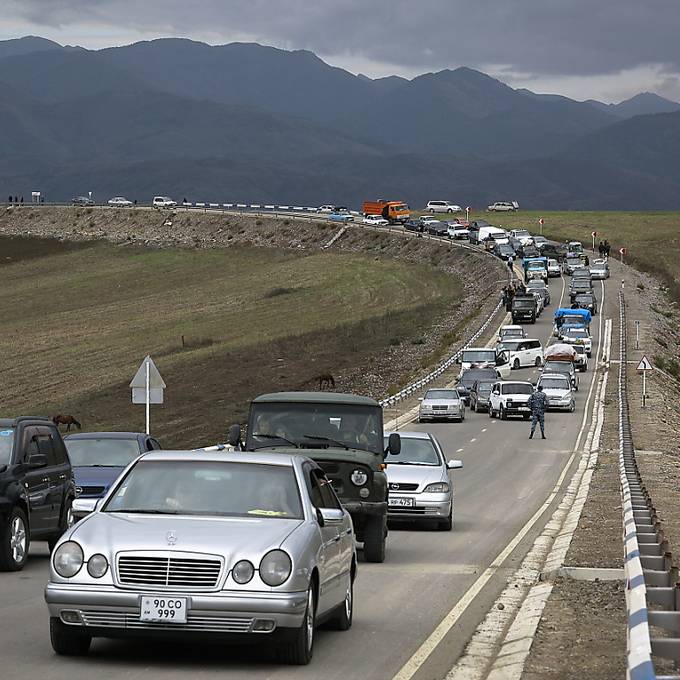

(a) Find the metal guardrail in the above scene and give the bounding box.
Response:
[619,290,680,680]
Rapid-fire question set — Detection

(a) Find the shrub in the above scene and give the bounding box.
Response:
[263,287,294,299]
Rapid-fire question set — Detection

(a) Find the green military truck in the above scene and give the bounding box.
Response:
[230,392,401,563]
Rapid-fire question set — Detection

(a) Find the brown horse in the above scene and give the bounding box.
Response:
[52,414,82,431]
[316,374,336,390]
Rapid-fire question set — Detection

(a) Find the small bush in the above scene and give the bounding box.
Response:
[263,287,294,299]
[656,337,668,348]
[411,337,426,345]
[389,337,401,346]
[637,282,645,291]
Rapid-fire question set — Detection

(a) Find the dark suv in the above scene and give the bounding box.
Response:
[232,392,400,563]
[0,416,76,570]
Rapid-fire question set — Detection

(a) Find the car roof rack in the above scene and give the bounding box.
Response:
[15,415,51,423]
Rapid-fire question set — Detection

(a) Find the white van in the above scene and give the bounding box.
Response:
[496,338,544,370]
[426,200,462,214]
[458,347,511,378]
[153,196,177,208]
[479,226,509,245]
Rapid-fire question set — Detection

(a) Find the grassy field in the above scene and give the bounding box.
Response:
[0,238,460,447]
[417,209,680,301]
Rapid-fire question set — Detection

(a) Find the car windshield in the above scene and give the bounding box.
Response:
[549,259,558,266]
[502,384,533,395]
[567,329,588,338]
[383,437,440,466]
[462,349,496,363]
[527,281,544,288]
[460,370,497,385]
[514,299,535,308]
[475,382,494,394]
[0,428,15,466]
[65,438,141,467]
[247,402,383,454]
[566,258,582,265]
[502,330,523,338]
[514,230,530,237]
[576,295,594,303]
[104,460,303,519]
[540,378,569,389]
[424,390,459,401]
[498,340,521,351]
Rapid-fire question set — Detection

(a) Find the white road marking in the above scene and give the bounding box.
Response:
[469,438,477,443]
[481,428,487,433]
[392,273,606,680]
[456,448,464,453]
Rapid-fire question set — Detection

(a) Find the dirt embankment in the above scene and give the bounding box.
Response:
[0,206,505,445]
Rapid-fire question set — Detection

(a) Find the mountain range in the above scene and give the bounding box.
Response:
[1,36,680,209]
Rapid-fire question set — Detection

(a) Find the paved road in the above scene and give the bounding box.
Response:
[0,271,610,680]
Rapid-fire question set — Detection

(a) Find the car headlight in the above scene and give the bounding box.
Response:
[423,482,450,493]
[87,553,108,578]
[54,541,84,578]
[232,560,255,584]
[350,469,368,486]
[259,550,292,586]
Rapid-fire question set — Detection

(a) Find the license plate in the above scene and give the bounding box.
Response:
[140,596,187,623]
[389,497,414,507]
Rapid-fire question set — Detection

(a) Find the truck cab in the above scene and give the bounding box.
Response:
[362,200,410,224]
[511,294,538,324]
[235,392,400,563]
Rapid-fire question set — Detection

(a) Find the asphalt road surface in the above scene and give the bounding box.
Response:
[0,270,610,680]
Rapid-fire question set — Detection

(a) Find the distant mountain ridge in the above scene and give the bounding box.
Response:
[1,35,680,208]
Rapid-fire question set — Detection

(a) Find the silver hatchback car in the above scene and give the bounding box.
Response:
[384,432,462,531]
[45,451,356,665]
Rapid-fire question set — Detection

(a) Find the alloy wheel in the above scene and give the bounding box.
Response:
[10,515,27,564]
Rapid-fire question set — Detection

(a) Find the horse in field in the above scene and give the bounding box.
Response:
[52,414,81,431]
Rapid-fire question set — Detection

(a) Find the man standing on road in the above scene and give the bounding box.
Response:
[528,385,549,439]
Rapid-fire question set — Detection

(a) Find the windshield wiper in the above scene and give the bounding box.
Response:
[250,433,299,448]
[107,509,179,514]
[301,434,350,450]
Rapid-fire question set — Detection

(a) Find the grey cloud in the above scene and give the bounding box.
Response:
[6,0,680,78]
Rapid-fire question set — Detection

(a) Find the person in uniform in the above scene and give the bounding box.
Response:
[528,385,549,439]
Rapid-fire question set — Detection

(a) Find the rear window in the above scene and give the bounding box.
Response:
[0,428,15,466]
[65,438,141,467]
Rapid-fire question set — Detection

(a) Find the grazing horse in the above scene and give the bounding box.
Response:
[52,414,82,431]
[316,374,336,390]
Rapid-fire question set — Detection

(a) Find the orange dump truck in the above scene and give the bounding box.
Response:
[362,200,410,224]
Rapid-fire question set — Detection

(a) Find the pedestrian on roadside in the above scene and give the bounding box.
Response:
[598,241,604,257]
[528,385,549,439]
[584,255,589,266]
[604,241,611,259]
[20,196,23,204]
[7,195,11,204]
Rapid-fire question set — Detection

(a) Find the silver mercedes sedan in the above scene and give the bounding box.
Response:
[45,451,356,665]
[384,432,462,530]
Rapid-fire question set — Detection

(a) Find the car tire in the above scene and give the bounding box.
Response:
[535,356,543,367]
[363,515,386,563]
[278,586,316,665]
[489,407,494,418]
[439,505,453,531]
[49,617,91,656]
[0,506,30,572]
[500,405,507,420]
[570,401,575,413]
[327,572,354,631]
[48,498,74,554]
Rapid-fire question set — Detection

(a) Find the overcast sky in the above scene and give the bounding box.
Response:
[2,0,679,102]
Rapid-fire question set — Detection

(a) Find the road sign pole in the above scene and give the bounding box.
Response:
[635,320,640,350]
[145,359,150,435]
[643,369,647,408]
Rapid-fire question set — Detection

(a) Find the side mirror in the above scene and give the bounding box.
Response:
[28,453,48,468]
[316,507,325,527]
[319,508,344,525]
[417,397,423,402]
[456,357,461,364]
[227,424,242,448]
[447,460,463,470]
[388,433,401,455]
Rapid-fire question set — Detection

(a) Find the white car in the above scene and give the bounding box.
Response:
[458,347,511,379]
[418,388,465,423]
[590,259,610,279]
[498,325,527,342]
[509,229,533,246]
[446,224,470,239]
[496,338,544,370]
[318,205,336,213]
[152,196,177,208]
[561,328,592,357]
[363,214,389,226]
[107,196,133,207]
[547,258,561,277]
[418,215,440,226]
[487,201,519,212]
[426,201,463,214]
[488,381,534,419]
[537,373,575,412]
[530,290,544,315]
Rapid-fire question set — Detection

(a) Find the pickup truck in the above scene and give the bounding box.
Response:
[0,416,76,570]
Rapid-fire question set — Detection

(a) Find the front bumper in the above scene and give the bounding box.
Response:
[547,399,574,411]
[45,582,308,634]
[419,408,464,420]
[503,403,531,416]
[388,494,451,521]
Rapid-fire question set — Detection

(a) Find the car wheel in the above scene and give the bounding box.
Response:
[439,505,453,531]
[363,515,386,563]
[535,356,543,367]
[50,617,91,656]
[48,498,74,553]
[489,407,494,418]
[278,586,315,665]
[328,571,354,631]
[460,410,465,422]
[513,358,520,370]
[500,405,507,420]
[570,400,575,413]
[0,506,29,571]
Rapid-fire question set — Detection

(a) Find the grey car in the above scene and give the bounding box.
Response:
[418,388,465,422]
[45,451,356,665]
[384,432,462,530]
[537,373,575,412]
[526,280,551,305]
